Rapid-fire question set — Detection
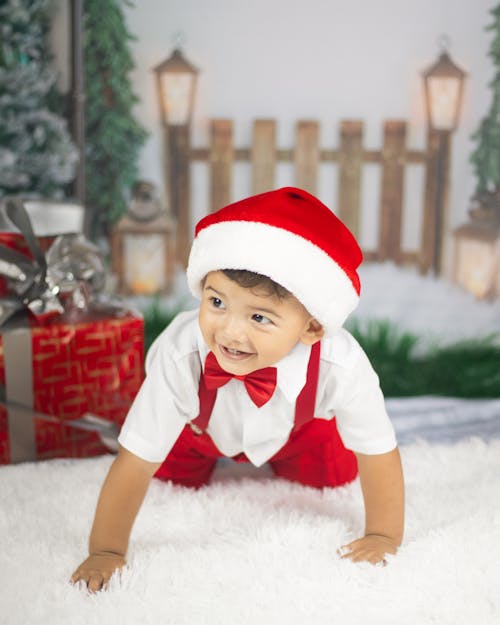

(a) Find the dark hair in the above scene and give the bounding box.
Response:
[222,269,291,300]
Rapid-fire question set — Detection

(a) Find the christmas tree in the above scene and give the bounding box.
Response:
[0,0,77,198]
[83,0,147,237]
[470,3,500,216]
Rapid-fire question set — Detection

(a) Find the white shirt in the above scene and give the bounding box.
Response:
[118,310,397,467]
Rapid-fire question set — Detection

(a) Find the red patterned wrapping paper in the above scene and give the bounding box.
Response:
[0,407,113,463]
[0,308,144,464]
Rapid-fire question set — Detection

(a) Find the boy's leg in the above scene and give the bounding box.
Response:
[154,425,221,488]
[269,418,358,489]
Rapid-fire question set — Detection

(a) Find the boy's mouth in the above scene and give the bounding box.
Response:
[218,344,254,361]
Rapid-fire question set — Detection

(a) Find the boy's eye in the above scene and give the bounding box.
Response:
[210,297,225,309]
[252,313,272,325]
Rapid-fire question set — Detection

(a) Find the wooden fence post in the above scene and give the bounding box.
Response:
[338,120,363,238]
[295,121,319,194]
[378,120,407,263]
[251,120,276,194]
[210,119,233,213]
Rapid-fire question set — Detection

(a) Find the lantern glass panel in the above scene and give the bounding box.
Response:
[161,73,193,125]
[427,76,460,130]
[123,233,167,295]
[455,236,500,299]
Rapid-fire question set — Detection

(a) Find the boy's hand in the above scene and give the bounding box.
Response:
[70,447,160,592]
[71,551,126,592]
[338,534,398,565]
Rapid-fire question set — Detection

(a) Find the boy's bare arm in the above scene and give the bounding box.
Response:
[71,446,161,592]
[340,447,404,565]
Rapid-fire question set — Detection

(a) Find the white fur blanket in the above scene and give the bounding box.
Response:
[1,435,499,625]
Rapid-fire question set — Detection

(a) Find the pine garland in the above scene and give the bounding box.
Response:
[348,319,500,398]
[0,0,77,198]
[83,0,148,237]
[142,298,179,353]
[470,3,500,195]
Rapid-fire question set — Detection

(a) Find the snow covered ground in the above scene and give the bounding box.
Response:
[355,262,500,345]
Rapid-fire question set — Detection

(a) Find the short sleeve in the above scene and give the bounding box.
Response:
[321,336,397,455]
[118,313,201,462]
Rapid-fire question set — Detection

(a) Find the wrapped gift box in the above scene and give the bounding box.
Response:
[0,307,144,464]
[0,307,144,422]
[0,401,119,464]
[0,199,144,464]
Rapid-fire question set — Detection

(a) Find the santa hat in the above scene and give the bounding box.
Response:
[187,187,363,335]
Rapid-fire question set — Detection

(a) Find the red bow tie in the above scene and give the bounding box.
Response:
[203,351,277,408]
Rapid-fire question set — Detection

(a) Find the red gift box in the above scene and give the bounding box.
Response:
[0,402,119,464]
[0,306,144,464]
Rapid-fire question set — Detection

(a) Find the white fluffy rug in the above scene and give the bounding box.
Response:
[1,437,500,625]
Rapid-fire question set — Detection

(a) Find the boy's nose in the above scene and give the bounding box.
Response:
[220,316,247,344]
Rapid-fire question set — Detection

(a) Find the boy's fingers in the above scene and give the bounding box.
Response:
[87,573,104,593]
[337,546,351,558]
[70,570,84,585]
[337,541,381,564]
[71,554,126,591]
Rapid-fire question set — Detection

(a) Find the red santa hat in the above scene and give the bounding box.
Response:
[187,187,363,335]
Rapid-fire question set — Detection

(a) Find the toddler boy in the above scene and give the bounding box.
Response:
[71,187,404,592]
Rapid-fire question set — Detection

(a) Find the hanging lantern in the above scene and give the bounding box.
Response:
[154,48,198,127]
[423,39,467,132]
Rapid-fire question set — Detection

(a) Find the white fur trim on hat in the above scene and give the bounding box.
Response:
[187,220,359,336]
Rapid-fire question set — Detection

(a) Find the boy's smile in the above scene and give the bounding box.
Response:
[198,271,324,376]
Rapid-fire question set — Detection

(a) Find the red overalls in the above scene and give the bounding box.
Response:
[154,342,358,489]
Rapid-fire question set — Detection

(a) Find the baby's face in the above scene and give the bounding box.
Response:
[199,271,322,375]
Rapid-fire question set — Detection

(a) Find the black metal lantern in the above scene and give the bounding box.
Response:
[423,41,466,132]
[154,48,198,127]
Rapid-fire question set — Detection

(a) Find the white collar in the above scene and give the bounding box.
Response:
[196,326,312,405]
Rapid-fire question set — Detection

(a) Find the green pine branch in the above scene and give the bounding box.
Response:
[470,3,500,194]
[348,319,500,398]
[142,298,182,352]
[83,0,148,237]
[0,0,77,198]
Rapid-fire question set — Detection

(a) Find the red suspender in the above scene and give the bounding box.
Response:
[191,341,321,435]
[292,340,321,432]
[191,371,217,433]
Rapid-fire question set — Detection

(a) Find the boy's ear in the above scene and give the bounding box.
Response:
[300,318,325,345]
